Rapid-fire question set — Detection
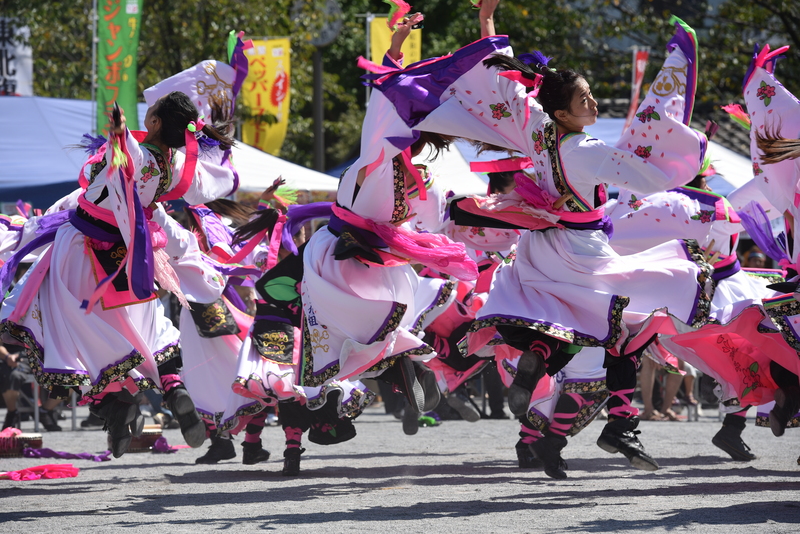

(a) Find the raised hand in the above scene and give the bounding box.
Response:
[389,12,424,61]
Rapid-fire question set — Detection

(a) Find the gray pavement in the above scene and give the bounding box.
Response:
[1,404,799,533]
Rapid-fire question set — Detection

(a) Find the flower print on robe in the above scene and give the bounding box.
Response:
[367,18,712,360]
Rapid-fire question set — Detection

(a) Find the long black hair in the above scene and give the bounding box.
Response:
[232,208,281,246]
[155,91,236,150]
[483,54,584,123]
[410,131,457,160]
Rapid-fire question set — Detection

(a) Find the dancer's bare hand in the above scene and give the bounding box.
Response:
[389,12,424,61]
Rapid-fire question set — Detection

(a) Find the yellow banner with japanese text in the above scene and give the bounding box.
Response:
[369,16,421,65]
[240,38,291,156]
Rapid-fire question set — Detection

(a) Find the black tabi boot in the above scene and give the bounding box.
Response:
[596,416,659,471]
[530,434,569,480]
[165,387,206,448]
[241,440,271,465]
[195,435,236,464]
[508,351,545,417]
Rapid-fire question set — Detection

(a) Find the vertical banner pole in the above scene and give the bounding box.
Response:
[90,0,98,135]
[313,48,325,172]
[365,13,372,107]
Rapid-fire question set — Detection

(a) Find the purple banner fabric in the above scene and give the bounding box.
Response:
[223,283,248,313]
[559,216,614,239]
[230,37,250,106]
[34,210,72,237]
[711,258,742,283]
[742,43,760,91]
[666,23,696,126]
[187,205,233,250]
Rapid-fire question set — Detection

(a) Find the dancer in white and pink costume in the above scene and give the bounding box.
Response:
[366,17,713,474]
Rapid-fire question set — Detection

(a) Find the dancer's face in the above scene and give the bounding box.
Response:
[144,97,164,136]
[555,78,597,132]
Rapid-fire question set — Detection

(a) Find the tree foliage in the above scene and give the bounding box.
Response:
[3,0,800,169]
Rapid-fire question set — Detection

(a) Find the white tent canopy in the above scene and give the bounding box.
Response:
[0,96,340,193]
[231,142,339,192]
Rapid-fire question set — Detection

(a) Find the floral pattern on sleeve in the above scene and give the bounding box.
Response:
[757,81,776,106]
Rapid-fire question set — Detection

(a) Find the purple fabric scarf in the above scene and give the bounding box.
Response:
[0,210,73,295]
[24,447,112,462]
[282,202,334,255]
[737,201,788,263]
[365,36,510,129]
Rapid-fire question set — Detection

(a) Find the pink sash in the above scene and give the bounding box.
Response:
[331,204,477,281]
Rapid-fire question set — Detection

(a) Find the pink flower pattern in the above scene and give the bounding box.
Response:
[635,105,660,123]
[634,145,652,159]
[690,209,714,224]
[532,130,547,155]
[627,195,643,211]
[489,102,511,120]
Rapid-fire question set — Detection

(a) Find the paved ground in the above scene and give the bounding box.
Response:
[1,404,799,533]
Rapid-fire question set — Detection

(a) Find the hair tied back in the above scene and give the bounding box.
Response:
[187,115,206,133]
[518,51,555,73]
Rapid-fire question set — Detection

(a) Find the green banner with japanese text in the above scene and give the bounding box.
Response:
[96,0,142,134]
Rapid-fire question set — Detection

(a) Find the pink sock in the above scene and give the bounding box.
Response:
[519,424,543,445]
[160,374,183,394]
[549,393,583,437]
[284,426,303,449]
[244,412,267,443]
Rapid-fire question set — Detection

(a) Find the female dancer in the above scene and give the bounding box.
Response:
[0,92,237,456]
[224,202,375,475]
[180,191,282,465]
[299,13,476,424]
[365,16,712,472]
[741,44,800,436]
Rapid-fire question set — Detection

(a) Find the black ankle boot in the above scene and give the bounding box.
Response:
[282,447,305,476]
[770,387,800,437]
[165,387,206,448]
[515,439,542,469]
[530,434,569,479]
[413,361,441,412]
[381,357,425,413]
[39,409,62,432]
[402,402,419,435]
[242,440,270,465]
[3,409,21,430]
[596,416,659,471]
[508,351,545,416]
[446,390,481,422]
[195,436,236,464]
[712,425,756,461]
[92,397,138,458]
